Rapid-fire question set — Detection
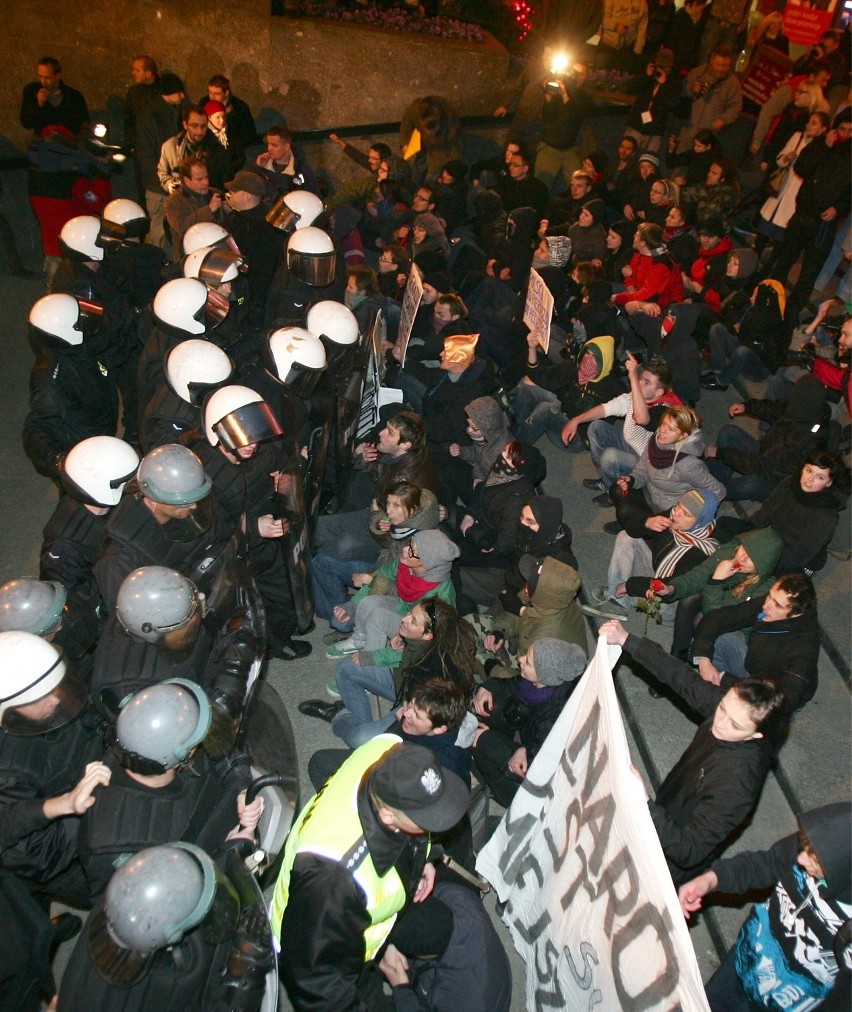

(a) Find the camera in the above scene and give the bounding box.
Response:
[785,345,816,369]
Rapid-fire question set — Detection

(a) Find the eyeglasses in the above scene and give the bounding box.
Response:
[404,543,420,559]
[412,194,430,203]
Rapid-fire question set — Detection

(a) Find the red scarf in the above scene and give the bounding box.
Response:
[395,561,440,603]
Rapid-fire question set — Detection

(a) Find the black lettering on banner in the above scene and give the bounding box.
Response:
[580,793,616,879]
[514,847,546,893]
[497,810,539,883]
[533,940,566,1010]
[515,905,552,947]
[612,901,680,1009]
[567,699,607,804]
[600,845,640,937]
[561,842,593,911]
[565,941,603,1009]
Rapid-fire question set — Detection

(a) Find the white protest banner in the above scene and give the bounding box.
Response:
[523,268,554,355]
[396,265,424,368]
[476,636,709,1012]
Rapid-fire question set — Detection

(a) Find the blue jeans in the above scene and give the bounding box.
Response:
[708,425,776,502]
[313,508,379,563]
[712,631,749,679]
[588,419,638,487]
[708,324,770,386]
[394,368,430,415]
[814,219,850,292]
[511,383,567,446]
[310,554,374,620]
[331,658,398,748]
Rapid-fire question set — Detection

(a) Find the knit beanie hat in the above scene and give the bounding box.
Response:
[442,333,478,365]
[532,638,587,686]
[411,530,460,583]
[585,150,610,174]
[413,213,445,237]
[676,489,718,529]
[203,100,226,118]
[697,211,725,238]
[422,270,454,294]
[441,159,469,181]
[544,235,572,267]
[581,199,606,225]
[157,73,186,97]
[638,153,660,169]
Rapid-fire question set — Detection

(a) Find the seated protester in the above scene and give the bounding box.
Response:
[472,638,586,807]
[622,153,660,221]
[401,293,471,372]
[693,245,760,349]
[566,199,607,265]
[420,334,497,459]
[632,528,783,661]
[628,303,704,405]
[530,235,574,303]
[601,619,788,885]
[623,49,681,155]
[602,219,637,285]
[362,180,411,253]
[411,213,450,274]
[679,802,852,1012]
[543,171,595,232]
[308,678,473,792]
[498,496,577,615]
[492,205,538,285]
[469,554,588,673]
[612,222,684,310]
[603,136,639,216]
[377,243,411,300]
[680,211,735,312]
[468,188,508,260]
[456,440,545,570]
[691,573,820,712]
[301,598,476,749]
[680,156,740,224]
[580,150,610,202]
[345,264,388,336]
[494,146,548,219]
[77,679,260,900]
[713,451,849,575]
[511,333,623,448]
[584,488,719,619]
[448,395,511,506]
[701,278,787,391]
[705,374,831,502]
[330,203,366,267]
[663,203,698,271]
[563,352,682,493]
[669,129,722,188]
[562,260,605,320]
[433,159,470,236]
[325,529,459,656]
[609,407,726,535]
[312,480,439,621]
[643,178,681,227]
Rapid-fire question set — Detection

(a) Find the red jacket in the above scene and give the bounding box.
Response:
[689,236,734,313]
[613,251,684,308]
[813,357,851,411]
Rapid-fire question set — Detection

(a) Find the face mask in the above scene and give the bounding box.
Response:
[345,290,367,311]
[532,252,549,269]
[432,313,450,334]
[469,432,486,444]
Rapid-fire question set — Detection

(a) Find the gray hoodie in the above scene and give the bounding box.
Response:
[630,428,727,510]
[458,396,510,481]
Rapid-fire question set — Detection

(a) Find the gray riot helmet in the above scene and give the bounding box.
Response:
[203,384,283,450]
[0,631,88,735]
[262,327,326,399]
[86,842,240,986]
[153,277,229,336]
[183,221,242,258]
[112,678,212,775]
[0,579,67,637]
[306,300,359,370]
[164,339,234,406]
[103,198,150,241]
[28,292,104,348]
[266,189,323,234]
[115,566,203,659]
[61,435,140,507]
[136,445,213,542]
[182,244,248,286]
[286,226,336,286]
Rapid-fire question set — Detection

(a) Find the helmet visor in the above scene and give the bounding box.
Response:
[86,905,155,987]
[199,287,230,330]
[1,669,88,736]
[196,247,248,286]
[156,493,214,543]
[97,220,127,252]
[319,333,356,373]
[213,400,283,450]
[278,359,326,399]
[288,248,336,287]
[266,195,300,234]
[77,298,105,338]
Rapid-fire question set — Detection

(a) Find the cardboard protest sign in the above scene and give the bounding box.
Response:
[523,268,554,355]
[396,265,425,367]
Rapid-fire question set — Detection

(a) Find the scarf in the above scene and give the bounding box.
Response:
[519,679,558,705]
[646,435,677,470]
[654,522,719,579]
[578,353,600,385]
[395,561,440,603]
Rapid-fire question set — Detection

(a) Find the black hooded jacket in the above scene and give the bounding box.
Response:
[500,495,577,614]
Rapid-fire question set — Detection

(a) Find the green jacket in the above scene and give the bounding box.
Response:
[515,556,588,657]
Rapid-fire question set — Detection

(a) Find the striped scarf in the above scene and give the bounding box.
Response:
[654,522,718,579]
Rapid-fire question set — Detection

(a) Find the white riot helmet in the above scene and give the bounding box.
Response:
[306,300,359,369]
[59,215,125,261]
[183,244,247,287]
[153,277,228,336]
[263,327,327,398]
[182,221,242,257]
[0,579,67,637]
[112,679,211,774]
[61,435,140,507]
[137,444,212,505]
[86,842,239,986]
[287,226,336,286]
[266,189,324,234]
[203,384,283,449]
[28,292,104,347]
[103,198,149,240]
[0,631,88,735]
[164,340,233,405]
